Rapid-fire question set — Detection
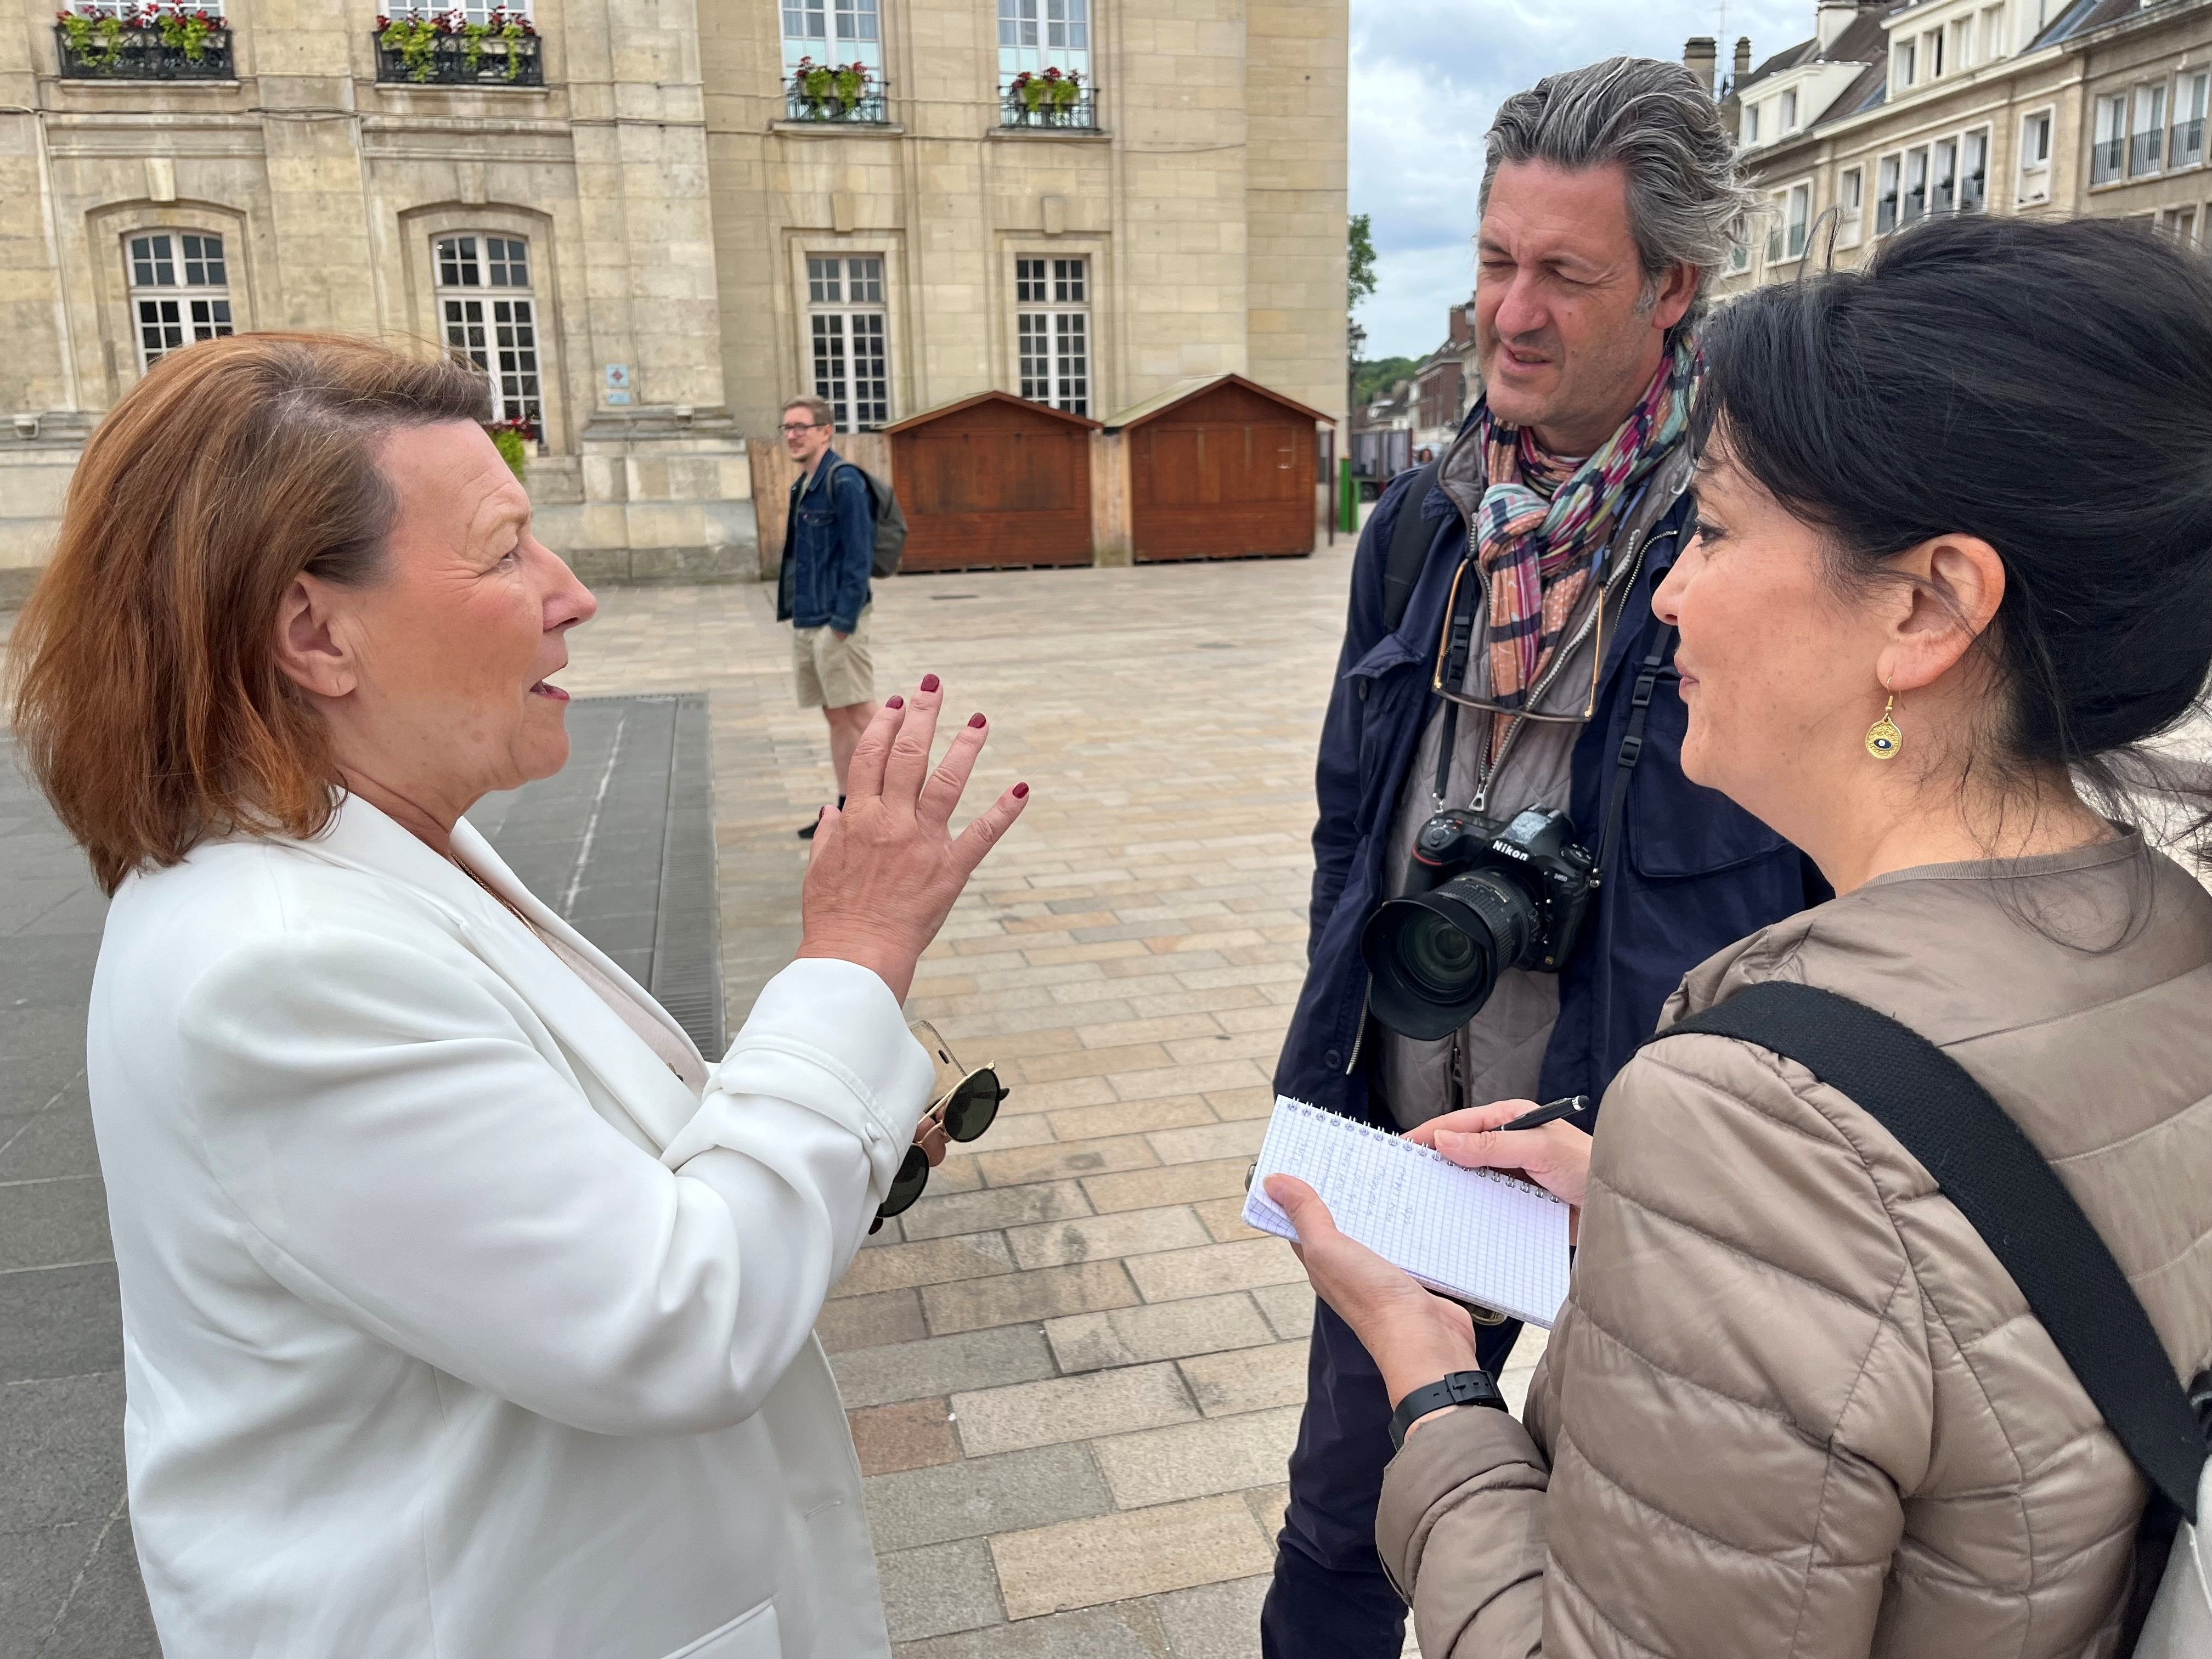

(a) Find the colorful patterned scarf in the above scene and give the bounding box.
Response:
[1473,337,1699,746]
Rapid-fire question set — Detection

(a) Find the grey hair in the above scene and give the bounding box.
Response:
[1480,56,1753,341]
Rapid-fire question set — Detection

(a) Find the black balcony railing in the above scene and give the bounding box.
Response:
[2092,137,2125,183]
[55,21,233,79]
[1001,88,1098,129]
[374,29,542,86]
[1960,167,1987,212]
[785,86,889,123]
[2130,127,2164,175]
[2172,116,2206,167]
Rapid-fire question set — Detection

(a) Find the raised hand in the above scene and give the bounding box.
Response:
[795,674,1028,1001]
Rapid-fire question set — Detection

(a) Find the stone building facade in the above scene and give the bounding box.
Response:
[0,0,1349,605]
[1708,0,2212,301]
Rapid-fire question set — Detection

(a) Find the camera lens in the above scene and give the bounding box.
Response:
[1359,871,1539,1041]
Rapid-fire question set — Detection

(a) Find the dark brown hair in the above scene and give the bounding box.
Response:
[6,332,491,893]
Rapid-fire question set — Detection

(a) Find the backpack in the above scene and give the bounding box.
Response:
[788,460,909,580]
[1653,983,2211,1656]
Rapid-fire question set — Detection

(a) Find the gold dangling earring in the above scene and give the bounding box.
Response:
[1865,686,1903,761]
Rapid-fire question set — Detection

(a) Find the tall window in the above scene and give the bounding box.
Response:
[1979,4,2006,61]
[1903,145,1929,225]
[128,232,234,370]
[1926,27,1943,76]
[1015,256,1090,415]
[1960,127,1989,211]
[808,255,890,431]
[1764,183,1810,263]
[1779,88,1797,132]
[1876,153,1901,234]
[436,235,541,429]
[997,0,1088,83]
[783,0,882,75]
[1893,36,1916,93]
[2020,108,2054,201]
[1744,101,1761,144]
[2177,72,2209,170]
[2132,83,2168,176]
[1837,165,1865,246]
[2094,93,2126,184]
[1946,16,1971,71]
[1931,137,1958,213]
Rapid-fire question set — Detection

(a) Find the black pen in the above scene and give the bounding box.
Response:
[1497,1094,1589,1132]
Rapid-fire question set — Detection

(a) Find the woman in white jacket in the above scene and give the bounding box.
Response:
[5,334,1027,1659]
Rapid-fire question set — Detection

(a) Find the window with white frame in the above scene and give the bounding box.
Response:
[807,255,890,432]
[1926,27,1944,76]
[1876,152,1901,234]
[1903,145,1929,225]
[1947,15,1971,71]
[2175,71,2208,169]
[997,0,1089,84]
[1764,182,1811,264]
[436,234,541,430]
[2093,93,2126,184]
[1744,100,1761,144]
[1931,136,1958,213]
[2158,204,2199,246]
[1837,165,1865,246]
[2019,107,2054,200]
[1979,4,2005,61]
[1893,36,1916,93]
[128,231,234,370]
[1014,257,1090,415]
[1780,88,1797,132]
[783,0,882,75]
[1960,126,1989,210]
[2132,83,2168,176]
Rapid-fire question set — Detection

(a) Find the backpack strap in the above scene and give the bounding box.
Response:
[1380,460,1444,634]
[1652,980,2205,1522]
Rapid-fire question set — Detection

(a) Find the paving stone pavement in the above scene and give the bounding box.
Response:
[548,546,1550,1657]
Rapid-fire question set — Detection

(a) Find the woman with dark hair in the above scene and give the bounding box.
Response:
[8,333,1026,1659]
[1267,213,2212,1656]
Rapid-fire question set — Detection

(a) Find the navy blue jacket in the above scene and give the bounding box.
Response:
[777,449,874,634]
[1274,456,1827,1125]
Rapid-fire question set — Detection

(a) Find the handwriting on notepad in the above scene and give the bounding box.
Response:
[1240,1096,1572,1330]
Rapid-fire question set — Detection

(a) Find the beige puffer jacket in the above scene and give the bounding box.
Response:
[1376,833,2212,1658]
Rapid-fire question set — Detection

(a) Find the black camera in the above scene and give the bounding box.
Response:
[1359,805,1598,1041]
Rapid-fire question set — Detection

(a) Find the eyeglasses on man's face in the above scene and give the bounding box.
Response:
[780,420,823,435]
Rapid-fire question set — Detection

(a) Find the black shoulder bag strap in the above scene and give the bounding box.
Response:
[1380,459,1443,635]
[1654,980,2206,1527]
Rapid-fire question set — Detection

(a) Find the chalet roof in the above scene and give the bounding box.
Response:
[883,388,1101,436]
[1099,373,1331,433]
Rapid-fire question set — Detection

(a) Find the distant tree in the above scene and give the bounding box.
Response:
[1352,355,1419,407]
[1348,213,1378,310]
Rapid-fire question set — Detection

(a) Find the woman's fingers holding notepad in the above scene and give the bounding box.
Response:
[1264,1175,1484,1410]
[1420,1103,1594,1222]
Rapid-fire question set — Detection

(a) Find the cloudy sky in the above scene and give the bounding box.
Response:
[1351,0,1810,359]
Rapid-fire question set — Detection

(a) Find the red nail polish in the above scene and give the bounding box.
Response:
[968,712,986,729]
[885,695,904,709]
[1012,782,1030,799]
[920,673,940,693]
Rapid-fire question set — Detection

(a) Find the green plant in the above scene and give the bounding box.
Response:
[379,16,441,82]
[153,10,217,63]
[486,417,534,479]
[498,15,526,80]
[58,10,127,73]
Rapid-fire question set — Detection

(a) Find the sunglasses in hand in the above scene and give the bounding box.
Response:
[873,1022,1008,1228]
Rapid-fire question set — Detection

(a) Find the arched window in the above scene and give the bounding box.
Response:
[435,233,541,429]
[127,231,234,370]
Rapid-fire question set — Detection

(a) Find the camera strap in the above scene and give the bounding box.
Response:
[1594,622,1678,889]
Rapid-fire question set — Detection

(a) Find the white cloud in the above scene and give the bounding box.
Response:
[1351,0,1812,358]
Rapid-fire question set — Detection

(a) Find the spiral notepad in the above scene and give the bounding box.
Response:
[1242,1096,1572,1329]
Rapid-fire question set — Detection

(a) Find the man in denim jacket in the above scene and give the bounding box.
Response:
[777,395,880,839]
[1262,59,1826,1657]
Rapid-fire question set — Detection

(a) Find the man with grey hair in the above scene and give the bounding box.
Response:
[1263,57,1824,1656]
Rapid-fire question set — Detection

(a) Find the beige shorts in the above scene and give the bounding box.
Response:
[792,603,876,710]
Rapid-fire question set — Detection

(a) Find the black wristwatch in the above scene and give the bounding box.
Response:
[1388,1369,1506,1451]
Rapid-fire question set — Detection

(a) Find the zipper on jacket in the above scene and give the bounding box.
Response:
[1344,978,1372,1075]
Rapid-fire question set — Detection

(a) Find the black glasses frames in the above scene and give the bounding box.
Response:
[874,1029,1010,1227]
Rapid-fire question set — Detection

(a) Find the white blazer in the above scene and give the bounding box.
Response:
[85,795,934,1659]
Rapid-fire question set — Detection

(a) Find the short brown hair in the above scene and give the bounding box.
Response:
[6,332,492,894]
[782,394,834,428]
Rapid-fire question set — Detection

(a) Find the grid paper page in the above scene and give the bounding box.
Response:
[1240,1096,1572,1329]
